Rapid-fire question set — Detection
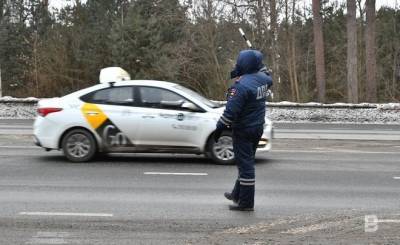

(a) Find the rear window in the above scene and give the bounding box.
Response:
[80,86,135,106]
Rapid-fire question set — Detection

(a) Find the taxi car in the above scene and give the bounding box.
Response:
[33,67,272,164]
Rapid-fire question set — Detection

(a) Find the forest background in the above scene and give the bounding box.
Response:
[0,0,399,103]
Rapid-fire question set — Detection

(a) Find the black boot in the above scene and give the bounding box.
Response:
[224,192,238,203]
[238,184,255,208]
[228,204,254,211]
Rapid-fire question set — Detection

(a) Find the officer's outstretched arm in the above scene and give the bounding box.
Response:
[217,84,247,129]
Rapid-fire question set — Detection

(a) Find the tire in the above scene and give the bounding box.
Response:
[61,129,97,162]
[206,131,235,165]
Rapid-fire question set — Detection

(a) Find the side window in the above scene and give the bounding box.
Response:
[139,87,186,110]
[81,86,135,106]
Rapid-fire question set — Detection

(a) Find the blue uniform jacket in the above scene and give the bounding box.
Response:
[217,50,273,130]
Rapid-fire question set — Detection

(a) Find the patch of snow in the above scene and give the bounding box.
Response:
[0,96,39,102]
[377,103,400,110]
[304,102,322,106]
[0,98,399,123]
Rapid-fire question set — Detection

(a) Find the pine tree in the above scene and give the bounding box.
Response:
[347,0,358,103]
[312,0,326,102]
[365,0,377,102]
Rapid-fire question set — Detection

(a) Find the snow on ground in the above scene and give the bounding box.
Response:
[0,97,399,124]
[0,102,37,119]
[268,107,399,124]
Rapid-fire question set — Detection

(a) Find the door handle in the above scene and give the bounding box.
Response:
[177,113,184,121]
[142,115,155,119]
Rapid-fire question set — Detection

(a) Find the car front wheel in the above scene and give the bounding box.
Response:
[61,129,97,162]
[207,131,235,165]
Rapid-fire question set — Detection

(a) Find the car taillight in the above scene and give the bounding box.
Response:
[37,108,63,117]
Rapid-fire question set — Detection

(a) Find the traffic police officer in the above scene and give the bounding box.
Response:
[214,49,272,211]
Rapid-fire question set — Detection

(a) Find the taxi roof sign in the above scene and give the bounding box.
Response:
[99,67,131,84]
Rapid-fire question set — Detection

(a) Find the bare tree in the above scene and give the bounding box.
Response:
[365,0,377,102]
[284,0,294,101]
[347,0,358,103]
[312,0,326,102]
[355,0,365,98]
[0,0,4,20]
[290,0,299,101]
[269,0,280,99]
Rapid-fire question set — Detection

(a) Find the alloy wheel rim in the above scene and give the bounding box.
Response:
[66,133,91,158]
[213,136,234,161]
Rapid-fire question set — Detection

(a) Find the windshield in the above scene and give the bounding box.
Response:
[174,85,223,108]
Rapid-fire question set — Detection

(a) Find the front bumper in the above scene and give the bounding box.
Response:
[257,125,273,151]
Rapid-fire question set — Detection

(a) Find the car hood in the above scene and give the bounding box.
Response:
[210,106,272,125]
[211,106,226,114]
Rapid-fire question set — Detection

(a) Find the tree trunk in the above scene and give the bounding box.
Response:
[291,0,300,101]
[356,0,365,100]
[0,0,4,20]
[33,32,39,97]
[0,67,2,97]
[365,0,377,102]
[312,0,326,102]
[284,0,295,101]
[269,0,280,99]
[255,0,263,47]
[347,0,358,103]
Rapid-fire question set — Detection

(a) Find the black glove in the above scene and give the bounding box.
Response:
[214,127,223,143]
[230,64,242,79]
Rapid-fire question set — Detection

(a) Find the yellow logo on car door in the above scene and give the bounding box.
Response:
[81,103,133,148]
[81,103,108,129]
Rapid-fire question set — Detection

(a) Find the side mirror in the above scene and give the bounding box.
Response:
[181,102,198,111]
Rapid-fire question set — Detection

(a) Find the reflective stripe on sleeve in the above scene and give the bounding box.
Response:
[221,115,232,123]
[219,117,231,126]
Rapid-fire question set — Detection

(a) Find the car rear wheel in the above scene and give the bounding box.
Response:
[207,131,235,165]
[61,129,97,162]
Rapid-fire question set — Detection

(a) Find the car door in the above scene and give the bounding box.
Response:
[135,86,205,148]
[81,86,140,150]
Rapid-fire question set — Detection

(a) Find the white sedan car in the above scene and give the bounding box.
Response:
[33,67,272,164]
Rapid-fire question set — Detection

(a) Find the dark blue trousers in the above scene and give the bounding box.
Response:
[231,125,264,208]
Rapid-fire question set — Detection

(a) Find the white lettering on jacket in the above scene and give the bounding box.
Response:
[256,85,268,100]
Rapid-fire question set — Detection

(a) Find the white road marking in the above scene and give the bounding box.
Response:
[27,238,67,245]
[274,131,400,141]
[144,172,208,176]
[27,232,69,245]
[272,149,400,154]
[365,215,400,232]
[378,219,400,223]
[393,177,400,180]
[0,146,37,149]
[0,125,32,128]
[19,212,113,217]
[1,145,398,154]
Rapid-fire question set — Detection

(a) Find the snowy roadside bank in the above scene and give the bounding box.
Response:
[0,96,399,124]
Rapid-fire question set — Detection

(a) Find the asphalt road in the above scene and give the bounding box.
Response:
[0,131,399,244]
[1,119,400,140]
